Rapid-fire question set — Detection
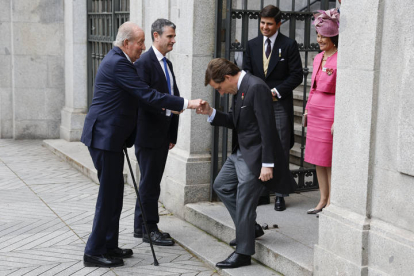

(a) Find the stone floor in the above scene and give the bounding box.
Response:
[0,140,219,276]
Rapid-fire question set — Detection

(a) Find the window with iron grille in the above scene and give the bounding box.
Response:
[87,0,130,108]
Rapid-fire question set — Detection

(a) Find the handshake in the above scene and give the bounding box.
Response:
[170,99,214,116]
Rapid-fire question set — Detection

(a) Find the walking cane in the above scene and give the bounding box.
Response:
[123,147,159,266]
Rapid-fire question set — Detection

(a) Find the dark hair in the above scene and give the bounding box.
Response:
[151,18,176,41]
[330,35,339,48]
[260,5,282,24]
[204,58,241,86]
[317,31,339,49]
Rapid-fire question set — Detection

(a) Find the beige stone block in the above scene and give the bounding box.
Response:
[0,55,11,88]
[12,0,63,23]
[0,0,10,22]
[13,22,64,56]
[14,55,48,88]
[0,22,11,54]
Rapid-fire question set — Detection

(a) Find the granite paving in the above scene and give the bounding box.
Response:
[0,140,219,276]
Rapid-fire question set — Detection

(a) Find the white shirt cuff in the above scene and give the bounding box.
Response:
[207,108,217,123]
[272,88,282,99]
[262,163,274,167]
[183,99,188,110]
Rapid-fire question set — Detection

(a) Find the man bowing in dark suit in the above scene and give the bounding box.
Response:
[197,58,295,268]
[132,19,180,246]
[244,5,303,211]
[81,21,202,267]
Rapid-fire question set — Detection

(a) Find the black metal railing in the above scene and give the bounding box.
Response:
[87,0,130,108]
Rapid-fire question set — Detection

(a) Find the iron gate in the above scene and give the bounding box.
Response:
[210,0,336,200]
[87,0,130,107]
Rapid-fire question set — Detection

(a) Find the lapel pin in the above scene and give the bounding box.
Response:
[241,93,244,100]
[279,48,281,57]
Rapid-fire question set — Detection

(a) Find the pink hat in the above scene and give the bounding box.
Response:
[313,8,340,37]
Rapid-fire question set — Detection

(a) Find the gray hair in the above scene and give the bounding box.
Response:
[151,18,176,41]
[113,21,140,47]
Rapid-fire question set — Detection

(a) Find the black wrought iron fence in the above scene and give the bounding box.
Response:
[87,0,130,107]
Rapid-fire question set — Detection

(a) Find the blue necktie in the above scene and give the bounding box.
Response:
[163,57,172,95]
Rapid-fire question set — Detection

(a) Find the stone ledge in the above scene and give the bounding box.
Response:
[42,139,128,185]
[158,215,281,276]
[184,200,318,276]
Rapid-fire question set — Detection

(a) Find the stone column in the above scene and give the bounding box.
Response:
[0,0,12,138]
[60,0,88,141]
[130,0,216,218]
[313,1,383,274]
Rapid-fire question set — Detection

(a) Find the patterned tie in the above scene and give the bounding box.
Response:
[163,57,172,95]
[265,38,271,59]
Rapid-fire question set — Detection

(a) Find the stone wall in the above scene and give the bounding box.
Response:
[0,0,65,139]
[314,0,414,275]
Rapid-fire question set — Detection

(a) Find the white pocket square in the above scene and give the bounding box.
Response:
[241,106,247,109]
[280,58,285,61]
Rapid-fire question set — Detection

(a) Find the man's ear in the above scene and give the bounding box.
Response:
[123,39,129,48]
[153,32,159,41]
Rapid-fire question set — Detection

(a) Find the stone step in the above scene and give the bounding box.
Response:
[158,214,282,276]
[290,142,313,168]
[184,196,319,276]
[293,89,309,107]
[42,139,131,185]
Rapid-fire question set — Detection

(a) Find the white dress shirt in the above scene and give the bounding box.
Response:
[263,31,282,99]
[152,46,175,116]
[122,48,188,111]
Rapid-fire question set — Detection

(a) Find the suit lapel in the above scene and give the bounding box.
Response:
[234,73,250,127]
[252,36,266,79]
[266,33,282,78]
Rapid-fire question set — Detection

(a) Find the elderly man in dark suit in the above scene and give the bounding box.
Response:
[197,58,295,268]
[80,21,202,268]
[132,19,180,246]
[244,5,303,211]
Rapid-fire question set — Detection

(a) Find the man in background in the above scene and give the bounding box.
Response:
[132,18,180,246]
[243,4,303,211]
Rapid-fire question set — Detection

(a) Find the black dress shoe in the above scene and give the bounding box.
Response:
[106,247,133,258]
[257,195,270,206]
[143,230,175,246]
[216,251,251,269]
[83,254,124,267]
[229,223,264,246]
[134,228,171,239]
[274,196,286,211]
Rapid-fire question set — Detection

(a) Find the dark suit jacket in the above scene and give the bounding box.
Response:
[212,73,294,194]
[80,46,184,152]
[243,33,303,148]
[134,47,180,148]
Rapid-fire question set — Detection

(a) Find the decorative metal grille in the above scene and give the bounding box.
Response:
[87,0,130,107]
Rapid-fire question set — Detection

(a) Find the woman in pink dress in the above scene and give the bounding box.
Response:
[305,9,339,214]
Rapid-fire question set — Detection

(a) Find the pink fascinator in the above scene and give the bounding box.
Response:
[313,8,340,37]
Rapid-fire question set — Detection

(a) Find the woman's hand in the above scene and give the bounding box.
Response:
[331,123,334,135]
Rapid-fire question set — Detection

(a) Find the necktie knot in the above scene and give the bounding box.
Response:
[265,38,271,58]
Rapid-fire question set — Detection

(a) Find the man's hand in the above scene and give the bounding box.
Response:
[187,99,203,109]
[169,143,175,150]
[196,101,214,116]
[258,167,273,182]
